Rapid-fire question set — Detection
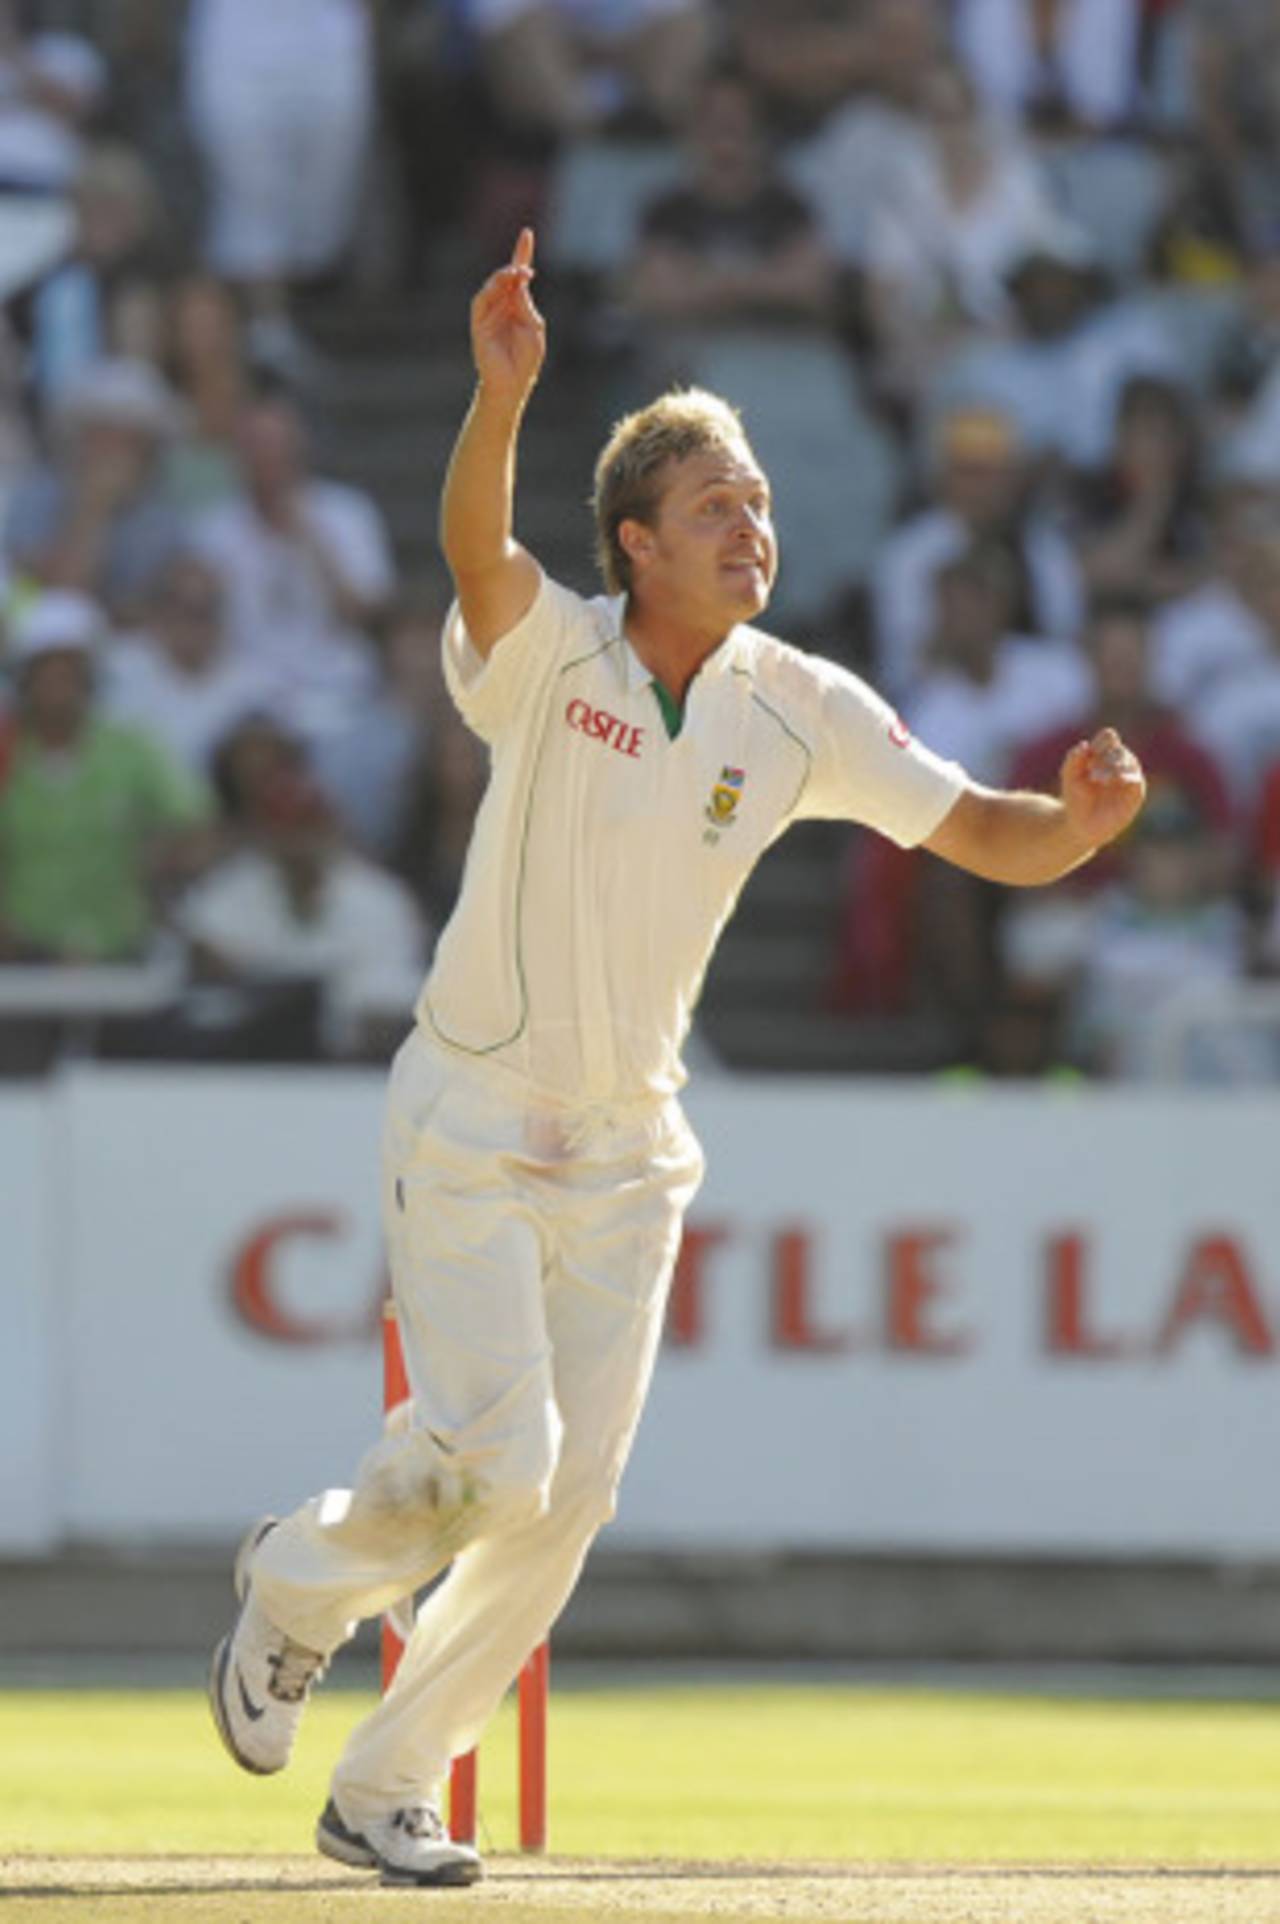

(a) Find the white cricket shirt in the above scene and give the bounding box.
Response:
[419,574,967,1104]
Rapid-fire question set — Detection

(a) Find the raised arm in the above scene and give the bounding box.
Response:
[924,728,1147,885]
[439,228,546,660]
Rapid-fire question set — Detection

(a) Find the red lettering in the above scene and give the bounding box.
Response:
[1156,1235,1274,1357]
[884,1228,970,1356]
[228,1212,354,1345]
[666,1222,732,1348]
[1044,1232,1131,1359]
[770,1227,852,1352]
[564,700,644,757]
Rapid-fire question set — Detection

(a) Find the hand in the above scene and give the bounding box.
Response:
[1060,728,1147,851]
[470,228,546,407]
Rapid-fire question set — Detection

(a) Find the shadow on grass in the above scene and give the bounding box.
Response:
[9,1860,1280,1899]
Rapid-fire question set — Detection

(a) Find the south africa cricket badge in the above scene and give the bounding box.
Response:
[703,766,745,842]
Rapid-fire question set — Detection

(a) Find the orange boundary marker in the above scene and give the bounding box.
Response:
[380,1300,549,1851]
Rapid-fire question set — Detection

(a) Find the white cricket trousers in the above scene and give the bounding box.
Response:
[250,1027,704,1826]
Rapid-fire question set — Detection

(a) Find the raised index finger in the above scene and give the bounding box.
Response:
[512,227,535,273]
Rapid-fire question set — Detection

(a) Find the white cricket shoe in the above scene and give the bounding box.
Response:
[208,1516,328,1775]
[316,1797,483,1887]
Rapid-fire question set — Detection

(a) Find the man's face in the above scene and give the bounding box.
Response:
[153,558,225,672]
[1090,615,1149,707]
[21,649,93,738]
[241,402,304,499]
[942,446,1021,530]
[625,445,778,633]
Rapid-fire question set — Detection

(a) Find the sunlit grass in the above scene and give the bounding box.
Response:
[4,1680,1280,1864]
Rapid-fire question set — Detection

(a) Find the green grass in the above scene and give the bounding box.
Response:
[4,1680,1280,1865]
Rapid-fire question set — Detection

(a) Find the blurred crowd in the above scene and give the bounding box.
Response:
[2,0,1280,1081]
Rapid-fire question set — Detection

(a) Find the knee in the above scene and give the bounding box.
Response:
[467,1405,564,1534]
[349,1423,481,1545]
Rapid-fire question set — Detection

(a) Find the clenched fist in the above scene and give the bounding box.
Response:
[1060,727,1147,851]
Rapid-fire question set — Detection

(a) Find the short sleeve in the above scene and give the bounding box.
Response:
[799,656,968,847]
[442,570,582,743]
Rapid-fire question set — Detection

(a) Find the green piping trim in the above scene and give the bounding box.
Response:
[731,666,813,816]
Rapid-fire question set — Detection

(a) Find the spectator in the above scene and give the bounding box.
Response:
[863,59,1060,407]
[617,67,895,621]
[1193,0,1280,250]
[0,22,107,192]
[0,589,212,963]
[191,392,394,747]
[104,549,273,777]
[1190,528,1280,814]
[872,404,1083,701]
[1213,236,1280,430]
[835,547,1085,1044]
[726,0,869,144]
[472,0,709,145]
[785,0,946,271]
[902,543,1089,784]
[182,0,376,377]
[1207,235,1280,480]
[1149,487,1280,709]
[310,586,449,862]
[4,355,185,623]
[1072,374,1209,604]
[929,220,1182,469]
[27,141,170,413]
[162,275,247,511]
[373,587,488,913]
[1066,790,1251,1078]
[457,0,710,257]
[953,0,1146,133]
[621,68,836,337]
[1012,592,1236,882]
[178,753,430,1059]
[208,709,306,843]
[380,0,494,290]
[1000,595,1244,1052]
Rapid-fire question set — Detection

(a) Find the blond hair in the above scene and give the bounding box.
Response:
[592,388,753,595]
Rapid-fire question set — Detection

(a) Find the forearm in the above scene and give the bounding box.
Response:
[439,384,527,580]
[930,784,1097,887]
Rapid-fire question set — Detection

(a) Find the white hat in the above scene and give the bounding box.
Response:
[10,590,104,663]
[58,356,182,440]
[26,33,108,108]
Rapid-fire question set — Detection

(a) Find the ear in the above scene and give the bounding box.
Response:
[618,517,655,572]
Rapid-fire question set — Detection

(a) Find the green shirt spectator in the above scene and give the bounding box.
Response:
[0,590,212,962]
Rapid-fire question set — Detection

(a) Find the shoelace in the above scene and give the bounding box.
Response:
[267,1638,327,1704]
[391,1806,448,1842]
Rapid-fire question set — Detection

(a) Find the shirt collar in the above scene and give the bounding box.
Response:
[601,594,751,694]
